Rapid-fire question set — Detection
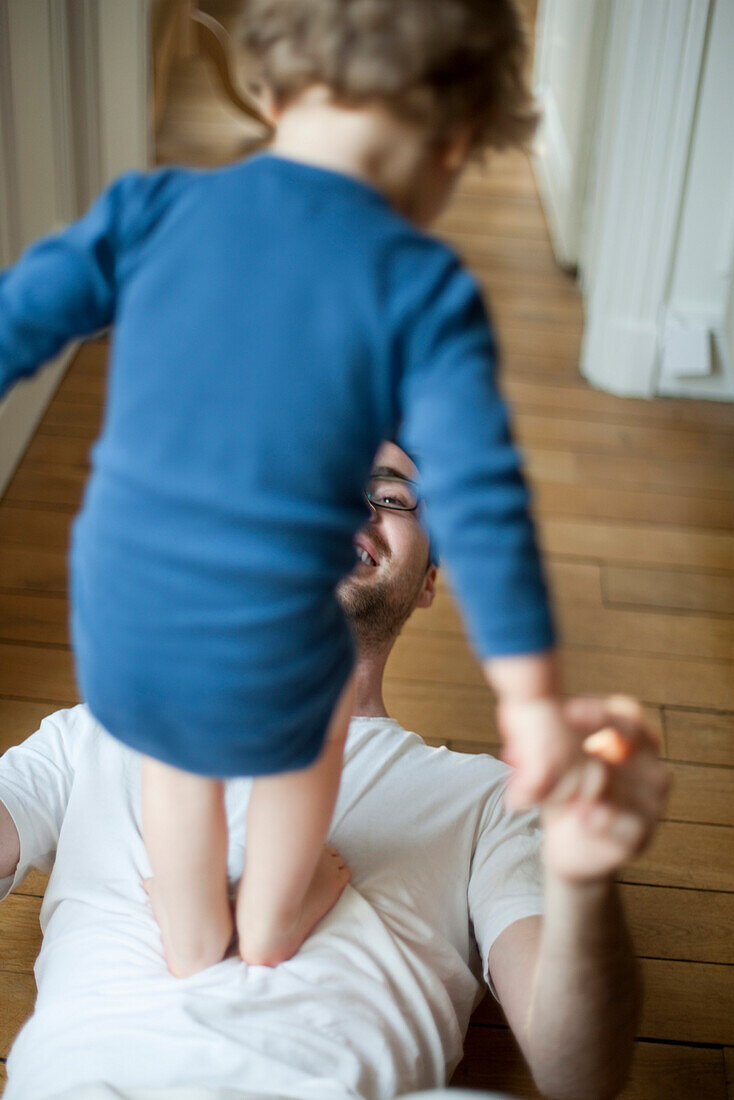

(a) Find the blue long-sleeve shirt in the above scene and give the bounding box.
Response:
[0,153,554,774]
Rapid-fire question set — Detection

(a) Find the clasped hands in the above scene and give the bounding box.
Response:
[498,695,672,883]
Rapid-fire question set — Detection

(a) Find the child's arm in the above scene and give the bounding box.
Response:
[397,246,573,799]
[485,651,579,807]
[0,169,165,401]
[398,248,554,663]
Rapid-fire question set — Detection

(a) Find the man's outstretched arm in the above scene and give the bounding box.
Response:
[489,881,637,1100]
[487,697,671,1100]
[0,800,21,880]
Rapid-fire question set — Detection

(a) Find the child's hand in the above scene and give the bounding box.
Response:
[497,695,580,809]
[540,696,671,882]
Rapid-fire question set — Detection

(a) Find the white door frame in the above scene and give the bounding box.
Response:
[0,0,152,499]
[531,0,610,270]
[579,0,711,398]
[657,0,734,400]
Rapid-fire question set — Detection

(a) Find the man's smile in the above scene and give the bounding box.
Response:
[354,533,382,568]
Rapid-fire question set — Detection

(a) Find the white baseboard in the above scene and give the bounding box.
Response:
[0,343,78,499]
[580,313,658,398]
[531,93,576,270]
[655,328,734,401]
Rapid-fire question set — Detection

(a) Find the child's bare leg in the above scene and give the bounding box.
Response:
[141,756,233,978]
[236,675,355,966]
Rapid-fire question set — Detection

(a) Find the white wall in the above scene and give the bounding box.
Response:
[0,0,79,499]
[579,0,711,397]
[0,0,153,499]
[533,0,734,401]
[532,0,609,269]
[725,270,734,379]
[657,0,734,399]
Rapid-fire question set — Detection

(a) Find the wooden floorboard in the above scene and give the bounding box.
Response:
[603,564,734,615]
[503,375,734,431]
[725,1047,734,1099]
[620,823,733,893]
[471,958,734,1046]
[539,516,734,570]
[638,959,734,1045]
[0,973,36,1059]
[0,505,73,550]
[515,409,734,462]
[455,1026,729,1099]
[619,883,734,964]
[389,631,734,710]
[405,580,734,662]
[664,709,734,767]
[1,0,733,1095]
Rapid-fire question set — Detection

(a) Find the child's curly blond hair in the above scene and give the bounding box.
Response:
[237,0,537,154]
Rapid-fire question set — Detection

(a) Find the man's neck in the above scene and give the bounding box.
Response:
[351,643,393,718]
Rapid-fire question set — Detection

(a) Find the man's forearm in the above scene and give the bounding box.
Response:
[524,873,639,1100]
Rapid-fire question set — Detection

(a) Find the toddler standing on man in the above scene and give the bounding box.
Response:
[0,0,577,976]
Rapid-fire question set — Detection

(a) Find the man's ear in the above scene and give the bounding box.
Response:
[415,564,438,610]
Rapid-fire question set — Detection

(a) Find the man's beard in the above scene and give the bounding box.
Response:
[337,558,428,650]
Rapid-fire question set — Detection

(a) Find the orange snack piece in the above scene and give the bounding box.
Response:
[583,727,632,764]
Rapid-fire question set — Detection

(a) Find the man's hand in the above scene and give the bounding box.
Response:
[489,695,671,1100]
[541,696,671,882]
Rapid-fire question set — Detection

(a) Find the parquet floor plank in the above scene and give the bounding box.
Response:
[406,585,734,662]
[620,883,734,964]
[638,958,734,1045]
[504,376,734,432]
[0,592,70,647]
[539,517,734,571]
[621,822,733,893]
[0,895,42,974]
[0,505,72,550]
[473,958,734,1045]
[455,1027,729,1099]
[0,974,36,1059]
[0,642,77,705]
[604,564,734,614]
[0,702,67,756]
[515,409,734,462]
[663,709,734,767]
[389,630,734,710]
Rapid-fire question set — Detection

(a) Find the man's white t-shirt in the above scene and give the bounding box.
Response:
[0,706,543,1100]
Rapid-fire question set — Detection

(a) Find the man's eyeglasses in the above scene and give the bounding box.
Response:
[364,475,420,513]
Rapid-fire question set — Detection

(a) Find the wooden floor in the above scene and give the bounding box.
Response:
[1,2,733,1096]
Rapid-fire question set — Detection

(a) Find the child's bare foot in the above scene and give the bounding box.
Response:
[143,877,234,978]
[237,846,351,967]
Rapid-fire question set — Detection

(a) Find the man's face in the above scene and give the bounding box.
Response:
[337,442,436,648]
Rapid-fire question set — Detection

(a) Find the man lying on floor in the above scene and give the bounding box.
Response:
[0,442,669,1100]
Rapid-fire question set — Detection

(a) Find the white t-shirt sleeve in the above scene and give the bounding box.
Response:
[0,708,77,900]
[467,782,544,992]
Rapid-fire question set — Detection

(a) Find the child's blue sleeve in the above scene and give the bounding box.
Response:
[397,247,555,660]
[0,170,152,400]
